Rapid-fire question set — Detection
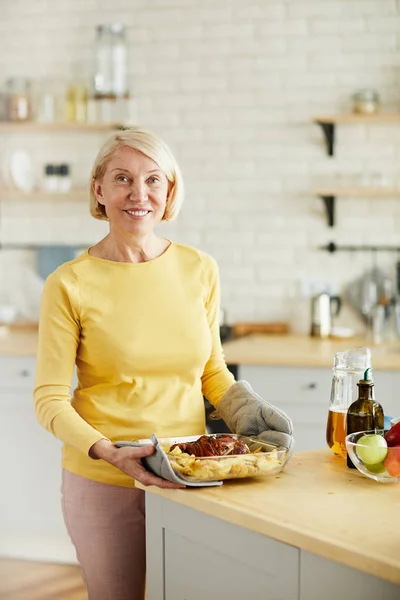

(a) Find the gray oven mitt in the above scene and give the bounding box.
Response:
[212,380,294,453]
[115,434,223,488]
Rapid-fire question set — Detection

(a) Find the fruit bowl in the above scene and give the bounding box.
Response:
[345,430,400,483]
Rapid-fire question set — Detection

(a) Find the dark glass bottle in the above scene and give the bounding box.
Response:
[346,368,384,469]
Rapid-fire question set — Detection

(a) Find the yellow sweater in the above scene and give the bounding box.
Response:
[34,242,235,488]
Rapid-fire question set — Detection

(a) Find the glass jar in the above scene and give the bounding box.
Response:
[5,77,32,121]
[352,89,380,115]
[93,24,129,98]
[326,347,371,457]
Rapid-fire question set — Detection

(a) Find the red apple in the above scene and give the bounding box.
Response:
[384,422,400,447]
[384,446,400,477]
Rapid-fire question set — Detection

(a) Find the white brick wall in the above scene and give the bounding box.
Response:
[0,0,400,328]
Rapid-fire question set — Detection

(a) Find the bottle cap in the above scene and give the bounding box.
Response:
[45,164,55,175]
[359,367,374,385]
[60,163,69,176]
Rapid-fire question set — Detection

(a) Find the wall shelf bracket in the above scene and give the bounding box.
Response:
[316,121,335,156]
[319,195,336,227]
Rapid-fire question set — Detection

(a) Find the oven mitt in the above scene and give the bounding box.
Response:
[115,434,223,487]
[212,380,295,453]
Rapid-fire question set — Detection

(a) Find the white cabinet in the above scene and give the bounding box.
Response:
[0,356,76,563]
[146,494,400,600]
[239,365,331,451]
[373,370,399,418]
[239,365,400,452]
[147,494,299,600]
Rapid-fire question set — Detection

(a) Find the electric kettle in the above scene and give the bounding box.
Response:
[310,292,341,338]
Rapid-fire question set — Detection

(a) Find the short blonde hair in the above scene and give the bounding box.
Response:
[89,127,184,221]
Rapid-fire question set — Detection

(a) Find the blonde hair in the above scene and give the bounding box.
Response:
[89,127,184,221]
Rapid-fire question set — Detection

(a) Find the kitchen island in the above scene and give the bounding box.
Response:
[137,449,400,600]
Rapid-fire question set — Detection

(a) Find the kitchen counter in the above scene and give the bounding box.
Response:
[138,448,400,586]
[2,329,400,371]
[223,333,400,370]
[0,328,38,356]
[138,449,400,599]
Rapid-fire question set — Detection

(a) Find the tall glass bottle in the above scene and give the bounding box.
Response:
[326,347,371,458]
[346,368,384,468]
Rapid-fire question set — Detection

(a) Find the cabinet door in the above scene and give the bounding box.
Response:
[0,357,75,562]
[164,530,298,600]
[301,550,400,600]
[387,371,400,418]
[239,365,332,451]
[373,370,397,419]
[0,390,67,535]
[0,356,36,390]
[149,497,299,600]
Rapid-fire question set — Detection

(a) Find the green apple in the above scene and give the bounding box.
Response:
[363,461,386,474]
[356,434,388,465]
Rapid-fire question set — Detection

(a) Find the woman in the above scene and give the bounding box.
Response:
[34,127,293,600]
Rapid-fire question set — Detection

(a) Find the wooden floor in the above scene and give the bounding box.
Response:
[0,559,87,600]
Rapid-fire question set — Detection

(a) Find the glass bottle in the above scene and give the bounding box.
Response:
[58,164,71,192]
[5,77,32,121]
[346,368,384,469]
[326,347,371,458]
[66,83,88,123]
[93,24,129,97]
[92,24,129,122]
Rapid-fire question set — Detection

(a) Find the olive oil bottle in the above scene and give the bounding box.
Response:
[346,368,384,469]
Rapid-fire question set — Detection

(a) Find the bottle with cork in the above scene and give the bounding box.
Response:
[346,368,384,468]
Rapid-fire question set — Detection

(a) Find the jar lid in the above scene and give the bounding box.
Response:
[97,23,125,34]
[6,77,31,90]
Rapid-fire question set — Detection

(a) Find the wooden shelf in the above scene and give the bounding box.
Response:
[0,121,127,132]
[314,187,400,198]
[314,187,400,227]
[313,114,400,156]
[313,113,400,124]
[313,113,400,123]
[0,188,88,201]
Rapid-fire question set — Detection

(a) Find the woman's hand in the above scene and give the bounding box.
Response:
[89,439,185,489]
[215,380,294,452]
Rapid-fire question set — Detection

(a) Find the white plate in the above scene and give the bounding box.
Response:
[9,149,35,192]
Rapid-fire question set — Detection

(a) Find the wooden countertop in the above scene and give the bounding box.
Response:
[1,330,400,371]
[0,329,38,356]
[137,449,400,584]
[223,334,400,370]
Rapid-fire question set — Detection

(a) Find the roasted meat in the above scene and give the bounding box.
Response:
[170,434,250,457]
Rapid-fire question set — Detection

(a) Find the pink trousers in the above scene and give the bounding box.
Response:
[61,469,146,600]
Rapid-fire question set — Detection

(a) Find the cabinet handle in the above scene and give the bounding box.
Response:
[20,369,30,377]
[305,382,317,390]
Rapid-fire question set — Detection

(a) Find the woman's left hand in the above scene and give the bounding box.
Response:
[89,439,186,489]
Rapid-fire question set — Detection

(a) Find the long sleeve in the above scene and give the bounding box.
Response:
[33,244,236,488]
[200,256,235,406]
[34,267,107,455]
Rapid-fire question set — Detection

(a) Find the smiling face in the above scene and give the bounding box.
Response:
[93,146,169,237]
